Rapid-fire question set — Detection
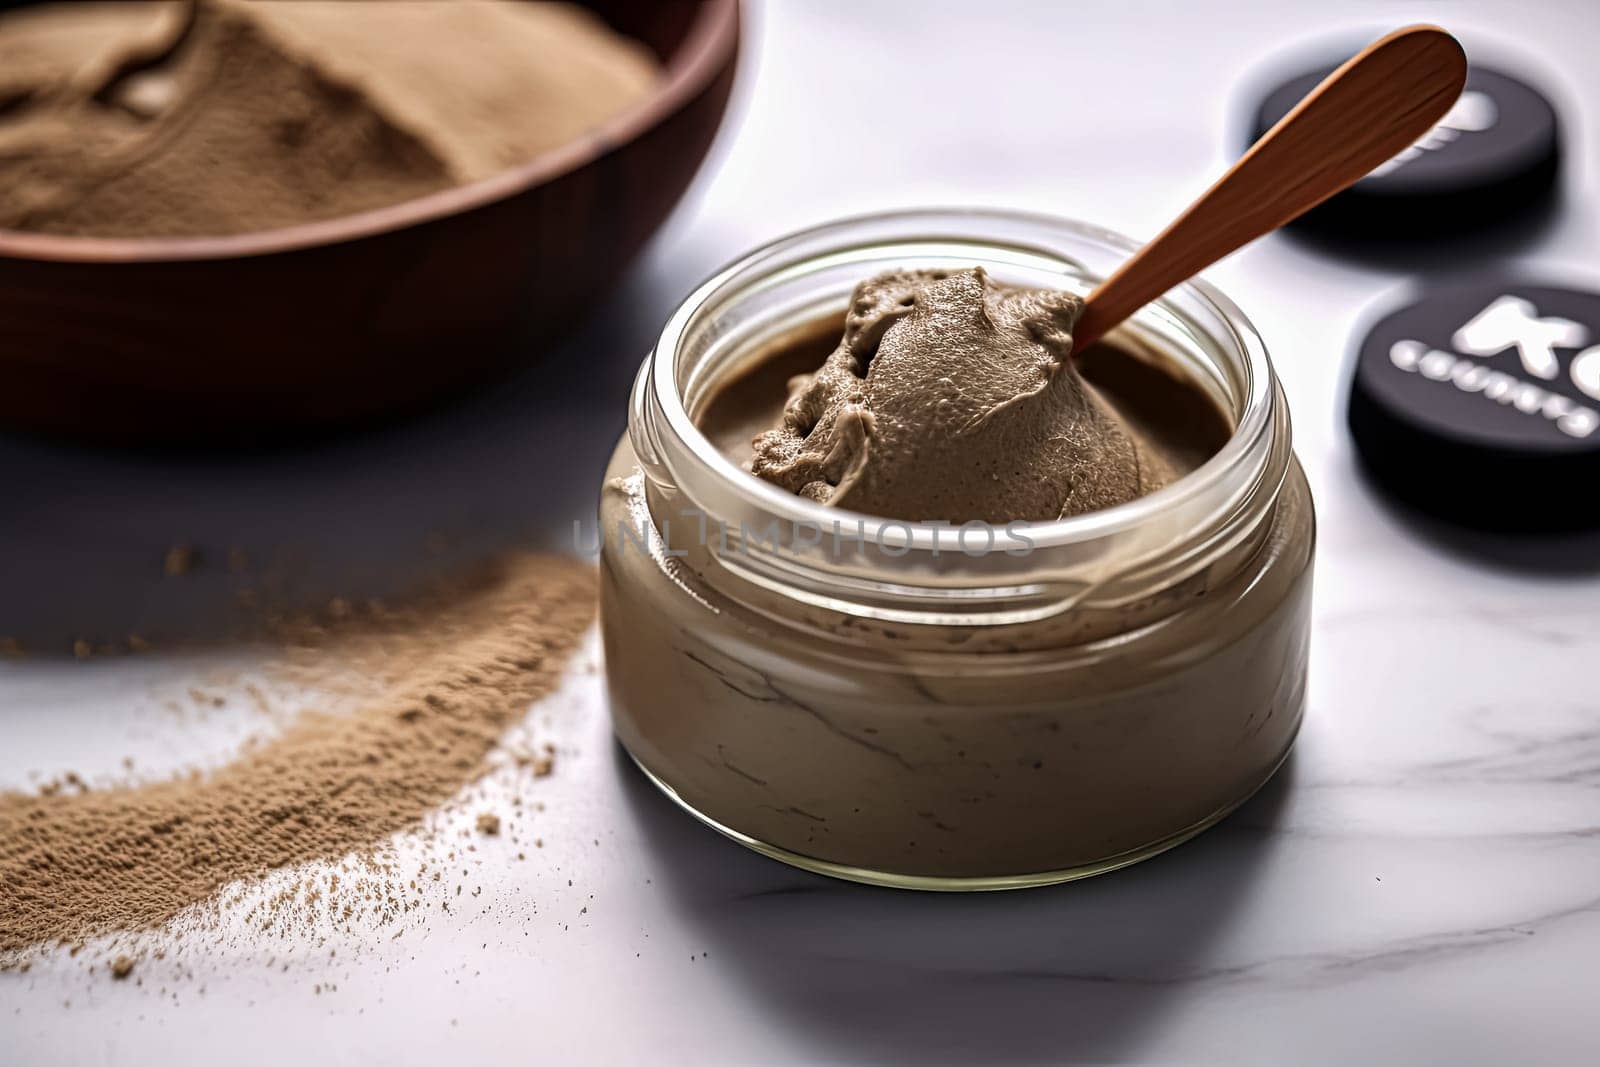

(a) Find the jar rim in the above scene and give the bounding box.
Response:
[649,207,1277,556]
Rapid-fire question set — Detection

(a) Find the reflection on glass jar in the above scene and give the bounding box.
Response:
[599,209,1314,889]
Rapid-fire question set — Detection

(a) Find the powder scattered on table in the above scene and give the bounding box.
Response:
[0,553,596,955]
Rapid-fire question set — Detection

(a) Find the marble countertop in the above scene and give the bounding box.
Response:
[4,2,1599,1063]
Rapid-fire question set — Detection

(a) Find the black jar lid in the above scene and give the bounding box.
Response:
[1250,61,1560,237]
[1348,277,1600,532]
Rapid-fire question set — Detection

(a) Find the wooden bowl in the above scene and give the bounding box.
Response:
[0,0,739,444]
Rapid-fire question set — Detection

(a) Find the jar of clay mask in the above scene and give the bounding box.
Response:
[599,209,1314,889]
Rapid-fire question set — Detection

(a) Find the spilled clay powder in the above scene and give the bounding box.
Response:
[0,0,658,236]
[0,553,596,955]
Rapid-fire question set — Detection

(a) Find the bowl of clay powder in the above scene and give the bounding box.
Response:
[0,0,738,443]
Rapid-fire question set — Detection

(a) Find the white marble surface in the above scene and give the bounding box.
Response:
[5,1,1600,1063]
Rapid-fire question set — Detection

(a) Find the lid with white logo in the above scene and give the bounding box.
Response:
[1348,279,1600,531]
[1251,63,1560,236]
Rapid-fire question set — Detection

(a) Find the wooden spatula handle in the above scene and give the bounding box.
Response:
[1073,25,1467,353]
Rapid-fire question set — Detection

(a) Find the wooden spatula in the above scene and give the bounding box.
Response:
[1071,25,1468,354]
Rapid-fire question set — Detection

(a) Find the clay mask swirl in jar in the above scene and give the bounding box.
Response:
[598,209,1314,889]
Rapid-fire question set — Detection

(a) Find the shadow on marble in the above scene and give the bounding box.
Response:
[1275,189,1562,275]
[615,740,1295,1064]
[0,262,680,657]
[1349,465,1600,576]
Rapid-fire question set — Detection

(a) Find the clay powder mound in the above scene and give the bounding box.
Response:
[242,0,661,183]
[0,0,659,236]
[0,554,596,956]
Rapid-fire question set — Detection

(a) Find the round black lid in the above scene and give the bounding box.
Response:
[1251,62,1560,237]
[1348,278,1600,532]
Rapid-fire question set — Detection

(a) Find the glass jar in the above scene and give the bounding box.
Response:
[599,209,1314,889]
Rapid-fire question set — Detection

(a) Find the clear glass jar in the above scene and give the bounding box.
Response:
[599,209,1314,889]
